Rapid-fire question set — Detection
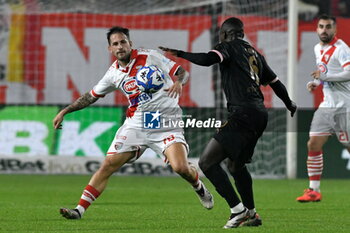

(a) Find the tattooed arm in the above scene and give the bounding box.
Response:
[164,66,189,98]
[53,92,98,129]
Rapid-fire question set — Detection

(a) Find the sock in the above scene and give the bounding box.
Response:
[190,170,207,197]
[203,164,240,208]
[75,184,101,216]
[191,170,201,190]
[230,166,254,210]
[310,181,321,192]
[230,202,245,214]
[307,151,323,192]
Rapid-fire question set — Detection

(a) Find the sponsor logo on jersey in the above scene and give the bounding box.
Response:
[318,62,328,74]
[122,78,140,94]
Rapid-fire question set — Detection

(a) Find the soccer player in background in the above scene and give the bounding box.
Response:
[297,15,350,202]
[159,17,296,228]
[53,26,213,219]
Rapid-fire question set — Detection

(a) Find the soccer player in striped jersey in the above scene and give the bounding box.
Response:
[160,17,296,228]
[297,15,350,202]
[53,26,213,220]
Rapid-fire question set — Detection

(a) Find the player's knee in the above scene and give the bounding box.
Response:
[226,160,235,173]
[98,164,114,176]
[307,139,321,151]
[226,160,244,174]
[198,158,209,173]
[171,163,190,175]
[98,157,118,175]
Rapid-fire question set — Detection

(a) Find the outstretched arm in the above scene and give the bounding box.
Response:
[159,46,220,66]
[53,92,99,129]
[269,79,297,117]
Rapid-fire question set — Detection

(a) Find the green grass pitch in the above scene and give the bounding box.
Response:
[0,175,349,232]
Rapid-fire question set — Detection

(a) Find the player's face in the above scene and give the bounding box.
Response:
[317,19,336,44]
[108,32,133,63]
[219,29,226,42]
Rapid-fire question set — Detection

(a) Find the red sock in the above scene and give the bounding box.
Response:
[192,171,201,190]
[307,151,323,181]
[77,185,101,211]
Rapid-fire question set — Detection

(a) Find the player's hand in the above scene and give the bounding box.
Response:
[158,46,179,57]
[287,101,297,117]
[164,81,182,98]
[306,80,320,92]
[311,70,321,79]
[53,112,65,129]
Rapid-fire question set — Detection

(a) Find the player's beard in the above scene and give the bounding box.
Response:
[116,51,131,63]
[319,33,334,44]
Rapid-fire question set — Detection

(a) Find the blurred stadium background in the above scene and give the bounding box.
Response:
[0,0,349,179]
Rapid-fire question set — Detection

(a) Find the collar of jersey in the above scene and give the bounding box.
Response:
[328,36,338,46]
[116,49,138,72]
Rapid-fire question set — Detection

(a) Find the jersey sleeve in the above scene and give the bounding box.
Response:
[212,42,231,63]
[337,45,350,69]
[90,65,118,98]
[259,53,278,86]
[150,50,180,77]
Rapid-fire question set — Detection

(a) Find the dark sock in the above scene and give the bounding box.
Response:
[203,164,240,208]
[231,166,254,210]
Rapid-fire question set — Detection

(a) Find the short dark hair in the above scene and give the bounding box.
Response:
[221,17,244,38]
[318,14,336,25]
[107,26,130,45]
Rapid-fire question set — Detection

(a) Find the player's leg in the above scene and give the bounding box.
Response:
[199,138,249,228]
[297,108,332,202]
[296,135,328,202]
[164,142,214,209]
[164,142,195,182]
[60,151,136,219]
[227,160,261,227]
[225,129,264,227]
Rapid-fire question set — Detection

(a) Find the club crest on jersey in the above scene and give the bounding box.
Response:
[122,78,140,94]
[114,142,123,150]
[318,62,328,74]
[324,54,330,63]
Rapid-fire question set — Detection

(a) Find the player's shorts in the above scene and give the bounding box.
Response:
[310,107,350,147]
[106,122,189,163]
[214,106,268,165]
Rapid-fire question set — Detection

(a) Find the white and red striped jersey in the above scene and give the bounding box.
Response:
[314,37,350,108]
[91,48,181,128]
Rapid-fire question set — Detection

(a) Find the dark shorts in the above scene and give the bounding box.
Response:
[213,106,268,164]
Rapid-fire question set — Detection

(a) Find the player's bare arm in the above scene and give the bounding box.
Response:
[165,66,188,98]
[311,69,321,79]
[53,92,98,129]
